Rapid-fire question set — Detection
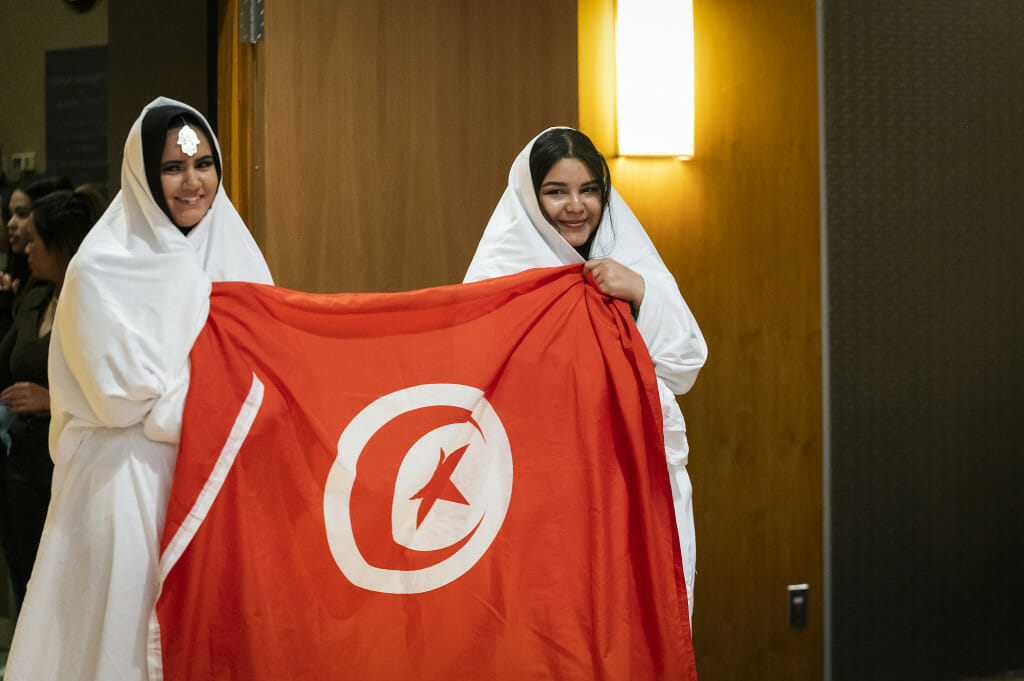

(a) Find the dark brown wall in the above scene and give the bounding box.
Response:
[107,0,211,194]
[0,0,107,181]
[823,2,1024,679]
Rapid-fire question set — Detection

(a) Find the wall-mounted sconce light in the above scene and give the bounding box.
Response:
[615,0,695,158]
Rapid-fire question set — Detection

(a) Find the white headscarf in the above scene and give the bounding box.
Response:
[49,96,273,458]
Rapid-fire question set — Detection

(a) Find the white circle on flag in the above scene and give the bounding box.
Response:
[324,384,513,594]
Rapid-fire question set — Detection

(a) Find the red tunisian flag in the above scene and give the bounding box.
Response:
[150,264,696,681]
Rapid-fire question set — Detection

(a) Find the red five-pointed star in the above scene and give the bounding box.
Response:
[410,444,471,527]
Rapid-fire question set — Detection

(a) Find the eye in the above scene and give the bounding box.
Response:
[161,162,182,173]
[196,156,215,169]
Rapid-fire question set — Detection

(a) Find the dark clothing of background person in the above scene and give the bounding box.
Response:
[0,281,56,607]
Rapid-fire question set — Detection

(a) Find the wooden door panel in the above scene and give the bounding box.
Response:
[256,1,578,293]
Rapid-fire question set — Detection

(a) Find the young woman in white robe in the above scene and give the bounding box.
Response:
[4,97,273,681]
[464,127,707,617]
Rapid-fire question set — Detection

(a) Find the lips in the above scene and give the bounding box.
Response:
[558,220,590,232]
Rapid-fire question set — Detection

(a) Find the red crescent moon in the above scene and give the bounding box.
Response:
[348,404,485,571]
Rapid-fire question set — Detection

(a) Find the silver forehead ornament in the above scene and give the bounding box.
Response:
[176,124,200,156]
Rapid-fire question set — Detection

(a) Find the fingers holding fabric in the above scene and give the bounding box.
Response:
[583,258,646,309]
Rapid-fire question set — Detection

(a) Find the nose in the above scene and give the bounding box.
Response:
[182,166,200,188]
[566,192,584,212]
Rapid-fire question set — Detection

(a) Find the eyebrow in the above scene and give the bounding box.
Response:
[161,153,214,168]
[541,179,600,189]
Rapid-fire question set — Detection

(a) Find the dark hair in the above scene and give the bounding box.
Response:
[141,106,221,226]
[1,185,12,240]
[19,174,75,204]
[529,128,611,214]
[73,183,109,224]
[4,175,74,281]
[30,189,101,283]
[1,186,15,273]
[1,185,12,226]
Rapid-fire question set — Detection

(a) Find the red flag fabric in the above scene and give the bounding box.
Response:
[151,264,697,681]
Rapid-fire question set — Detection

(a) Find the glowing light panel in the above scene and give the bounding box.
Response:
[616,0,695,158]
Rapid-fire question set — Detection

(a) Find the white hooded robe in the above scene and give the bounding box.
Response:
[5,97,273,681]
[464,128,707,617]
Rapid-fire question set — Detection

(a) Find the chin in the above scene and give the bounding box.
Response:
[564,231,595,247]
[174,209,206,227]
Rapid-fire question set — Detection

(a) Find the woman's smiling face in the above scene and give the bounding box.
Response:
[537,158,603,247]
[159,126,218,228]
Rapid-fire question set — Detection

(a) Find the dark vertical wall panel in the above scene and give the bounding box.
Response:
[45,45,108,186]
[822,2,1024,680]
[107,0,210,194]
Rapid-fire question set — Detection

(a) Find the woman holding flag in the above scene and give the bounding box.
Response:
[4,97,272,681]
[464,127,708,618]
